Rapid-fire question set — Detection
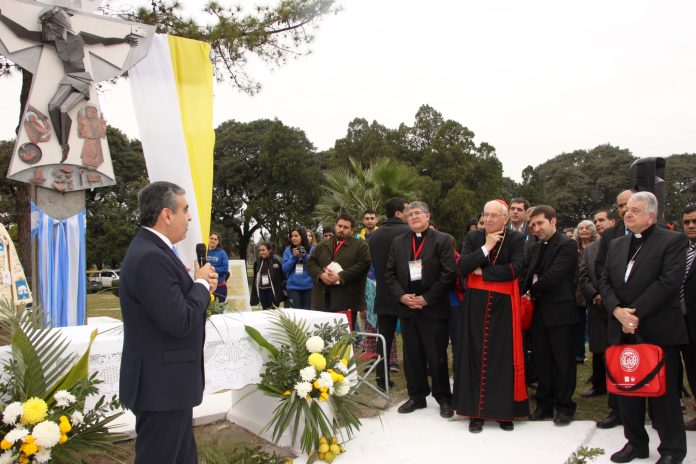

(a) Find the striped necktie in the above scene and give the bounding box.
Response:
[682,242,696,303]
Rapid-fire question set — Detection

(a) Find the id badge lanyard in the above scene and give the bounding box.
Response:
[409,235,425,281]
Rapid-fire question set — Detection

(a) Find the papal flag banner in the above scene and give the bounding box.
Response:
[129,34,215,270]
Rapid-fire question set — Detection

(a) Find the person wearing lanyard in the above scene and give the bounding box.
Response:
[250,242,284,309]
[307,213,371,324]
[384,201,456,419]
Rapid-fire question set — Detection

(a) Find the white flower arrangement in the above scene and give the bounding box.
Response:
[32,421,61,448]
[305,335,325,353]
[0,451,15,464]
[299,365,317,382]
[1,403,22,426]
[69,411,84,427]
[294,381,313,399]
[3,427,28,444]
[34,449,51,463]
[53,390,76,408]
[245,311,362,459]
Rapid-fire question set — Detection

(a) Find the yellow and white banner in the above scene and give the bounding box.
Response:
[128,34,215,270]
[0,223,32,309]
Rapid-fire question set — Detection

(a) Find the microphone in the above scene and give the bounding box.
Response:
[195,243,207,267]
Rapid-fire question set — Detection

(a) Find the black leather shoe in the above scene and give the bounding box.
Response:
[498,421,514,431]
[397,398,427,414]
[655,456,682,464]
[376,378,394,392]
[468,418,484,433]
[529,408,553,421]
[438,401,453,418]
[610,443,649,463]
[580,388,606,398]
[597,411,622,429]
[554,411,573,426]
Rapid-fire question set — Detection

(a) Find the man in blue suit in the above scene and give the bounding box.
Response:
[119,181,218,464]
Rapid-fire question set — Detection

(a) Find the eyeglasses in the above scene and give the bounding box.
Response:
[482,212,503,219]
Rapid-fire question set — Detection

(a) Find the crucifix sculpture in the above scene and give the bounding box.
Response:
[0,0,154,192]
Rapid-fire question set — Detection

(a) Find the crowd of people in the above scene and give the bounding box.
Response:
[242,189,694,464]
[119,180,695,463]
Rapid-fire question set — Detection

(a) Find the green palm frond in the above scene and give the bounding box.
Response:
[266,310,310,355]
[314,157,423,224]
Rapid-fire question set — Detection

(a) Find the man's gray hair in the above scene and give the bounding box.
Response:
[138,181,185,227]
[630,191,658,216]
[406,201,429,214]
[484,200,509,216]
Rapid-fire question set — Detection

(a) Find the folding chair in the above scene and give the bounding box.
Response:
[337,310,390,400]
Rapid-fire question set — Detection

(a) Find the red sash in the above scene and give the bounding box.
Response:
[466,273,527,402]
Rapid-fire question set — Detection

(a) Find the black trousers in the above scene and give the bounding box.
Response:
[679,341,696,398]
[134,409,197,464]
[617,346,686,461]
[591,353,608,393]
[530,320,577,415]
[376,314,399,381]
[400,313,451,403]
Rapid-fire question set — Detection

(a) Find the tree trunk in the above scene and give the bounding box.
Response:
[15,69,33,276]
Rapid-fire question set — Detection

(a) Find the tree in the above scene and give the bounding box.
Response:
[664,153,696,224]
[84,127,148,268]
[212,119,321,260]
[407,106,503,242]
[330,118,408,169]
[517,144,636,228]
[314,157,423,225]
[120,0,338,94]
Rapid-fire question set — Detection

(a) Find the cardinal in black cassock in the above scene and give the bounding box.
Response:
[452,200,529,432]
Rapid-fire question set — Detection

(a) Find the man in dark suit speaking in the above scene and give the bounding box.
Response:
[600,191,687,464]
[119,181,218,464]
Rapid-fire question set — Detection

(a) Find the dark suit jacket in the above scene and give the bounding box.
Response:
[685,240,696,342]
[599,226,688,346]
[579,239,608,351]
[459,229,524,282]
[522,231,578,327]
[384,228,456,319]
[307,236,371,311]
[594,222,627,282]
[119,228,211,412]
[368,217,411,316]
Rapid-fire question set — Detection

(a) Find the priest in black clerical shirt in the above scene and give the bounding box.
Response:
[384,201,456,418]
[600,191,687,464]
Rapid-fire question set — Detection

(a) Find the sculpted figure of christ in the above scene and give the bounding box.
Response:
[0,6,137,161]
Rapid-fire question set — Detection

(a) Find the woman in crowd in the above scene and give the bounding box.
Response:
[207,232,229,302]
[306,229,318,247]
[573,220,599,363]
[282,227,314,309]
[250,242,284,309]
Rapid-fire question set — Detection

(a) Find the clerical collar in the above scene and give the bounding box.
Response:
[415,232,422,237]
[632,224,655,240]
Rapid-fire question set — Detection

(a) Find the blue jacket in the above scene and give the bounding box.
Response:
[207,247,229,282]
[282,245,314,291]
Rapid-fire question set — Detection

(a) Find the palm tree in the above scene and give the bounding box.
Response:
[314,157,423,224]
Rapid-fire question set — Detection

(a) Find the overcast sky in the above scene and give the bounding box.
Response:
[1,0,695,180]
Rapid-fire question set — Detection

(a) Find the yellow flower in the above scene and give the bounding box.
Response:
[59,420,71,434]
[21,398,48,425]
[19,456,29,464]
[308,353,326,371]
[20,435,38,456]
[319,391,329,401]
[59,434,68,444]
[327,369,344,383]
[283,390,292,396]
[341,358,348,366]
[0,439,11,450]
